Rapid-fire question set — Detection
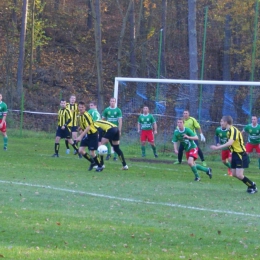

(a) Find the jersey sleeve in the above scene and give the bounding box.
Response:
[172,130,178,142]
[192,117,200,129]
[117,108,123,118]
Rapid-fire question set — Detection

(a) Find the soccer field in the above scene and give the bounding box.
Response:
[0,132,260,260]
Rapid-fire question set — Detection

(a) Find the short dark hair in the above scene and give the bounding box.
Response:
[222,115,233,125]
[177,118,184,122]
[78,101,85,106]
[90,101,97,106]
[60,99,66,102]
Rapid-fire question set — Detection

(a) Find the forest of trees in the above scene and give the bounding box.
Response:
[0,0,259,115]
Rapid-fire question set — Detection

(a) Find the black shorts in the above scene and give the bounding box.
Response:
[56,126,71,139]
[71,126,78,132]
[103,127,120,142]
[80,132,98,151]
[231,152,249,169]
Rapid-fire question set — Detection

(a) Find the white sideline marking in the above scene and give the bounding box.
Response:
[0,180,259,218]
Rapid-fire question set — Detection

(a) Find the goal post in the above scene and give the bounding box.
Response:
[114,77,260,157]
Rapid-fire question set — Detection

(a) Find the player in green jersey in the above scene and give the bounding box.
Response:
[0,94,8,150]
[102,97,122,161]
[215,126,232,176]
[174,110,207,166]
[88,101,101,121]
[211,116,257,194]
[242,116,260,169]
[172,118,212,181]
[137,106,158,157]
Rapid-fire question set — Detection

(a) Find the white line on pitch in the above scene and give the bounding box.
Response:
[0,180,259,218]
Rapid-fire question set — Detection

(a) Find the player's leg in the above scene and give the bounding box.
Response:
[140,130,146,157]
[1,121,8,150]
[221,150,232,176]
[2,131,8,151]
[175,143,184,164]
[105,142,112,160]
[112,140,128,169]
[72,129,79,155]
[79,137,96,170]
[52,136,61,157]
[148,130,158,158]
[254,143,260,169]
[194,140,206,166]
[187,155,200,181]
[231,152,257,193]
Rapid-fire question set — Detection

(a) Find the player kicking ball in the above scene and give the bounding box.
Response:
[172,118,212,181]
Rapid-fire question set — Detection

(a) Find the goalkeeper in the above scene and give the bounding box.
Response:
[174,110,207,166]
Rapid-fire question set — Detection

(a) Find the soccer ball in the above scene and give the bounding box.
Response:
[98,145,108,155]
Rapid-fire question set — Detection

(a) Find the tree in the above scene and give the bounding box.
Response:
[91,0,104,110]
[116,0,133,76]
[188,0,198,112]
[17,0,28,97]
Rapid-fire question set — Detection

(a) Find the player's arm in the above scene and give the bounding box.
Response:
[211,139,234,150]
[183,133,198,140]
[153,122,158,134]
[118,117,122,134]
[137,122,141,133]
[193,118,206,141]
[215,135,220,145]
[173,142,179,154]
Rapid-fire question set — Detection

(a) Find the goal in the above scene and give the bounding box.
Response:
[114,77,260,156]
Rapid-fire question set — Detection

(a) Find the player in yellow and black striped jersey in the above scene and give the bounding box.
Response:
[75,101,103,172]
[94,120,128,170]
[65,95,79,154]
[52,99,79,158]
[211,116,257,194]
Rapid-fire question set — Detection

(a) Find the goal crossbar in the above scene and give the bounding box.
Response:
[114,77,260,101]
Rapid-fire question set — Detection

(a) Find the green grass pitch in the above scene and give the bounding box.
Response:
[0,130,260,259]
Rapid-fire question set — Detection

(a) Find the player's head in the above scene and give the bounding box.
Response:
[60,99,67,108]
[183,110,190,119]
[70,95,76,104]
[221,116,233,128]
[143,106,149,114]
[110,97,116,108]
[78,101,86,114]
[252,116,258,125]
[89,101,97,109]
[177,118,184,130]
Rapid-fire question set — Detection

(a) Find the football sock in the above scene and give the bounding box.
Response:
[151,145,157,154]
[71,143,78,153]
[93,155,102,167]
[55,143,59,154]
[241,176,254,187]
[113,145,127,166]
[100,155,104,165]
[65,140,69,149]
[198,147,205,161]
[191,166,200,178]
[224,161,231,168]
[83,152,94,163]
[196,164,208,173]
[141,146,145,155]
[106,143,111,155]
[3,136,8,148]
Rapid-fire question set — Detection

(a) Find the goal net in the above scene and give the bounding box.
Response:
[114,77,260,157]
